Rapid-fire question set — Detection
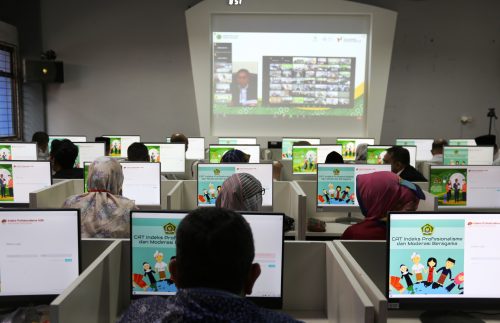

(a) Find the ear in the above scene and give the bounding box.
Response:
[243,263,261,295]
[169,258,178,285]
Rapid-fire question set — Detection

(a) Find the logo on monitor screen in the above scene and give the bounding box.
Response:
[421,224,434,236]
[213,168,221,176]
[163,223,176,235]
[333,168,340,175]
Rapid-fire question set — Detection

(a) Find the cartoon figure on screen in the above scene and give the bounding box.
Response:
[217,186,221,195]
[349,193,355,205]
[461,179,467,202]
[390,275,406,294]
[0,174,5,198]
[411,252,425,284]
[306,151,316,170]
[400,264,415,294]
[328,183,335,198]
[433,258,455,289]
[335,186,341,201]
[322,189,330,203]
[209,183,217,199]
[377,152,386,165]
[150,151,157,163]
[166,256,176,286]
[0,151,6,160]
[424,257,437,287]
[341,186,351,203]
[143,262,158,291]
[154,251,168,282]
[203,189,211,203]
[132,273,148,291]
[7,175,13,197]
[446,180,452,203]
[453,179,461,203]
[446,272,464,294]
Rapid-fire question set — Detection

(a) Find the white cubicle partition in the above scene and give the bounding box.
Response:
[30,179,84,208]
[81,239,116,270]
[166,179,198,211]
[416,190,437,212]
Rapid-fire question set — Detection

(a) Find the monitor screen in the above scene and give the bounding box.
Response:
[0,209,80,302]
[429,165,500,209]
[209,144,260,163]
[336,138,375,161]
[0,143,37,161]
[103,135,141,158]
[143,143,186,173]
[73,142,106,168]
[185,137,205,160]
[388,212,500,309]
[197,163,273,207]
[0,161,51,205]
[218,137,257,145]
[292,145,342,174]
[48,136,87,152]
[281,138,321,160]
[396,139,433,161]
[366,145,417,167]
[443,146,493,166]
[448,139,476,146]
[121,162,161,206]
[316,164,391,208]
[130,211,283,307]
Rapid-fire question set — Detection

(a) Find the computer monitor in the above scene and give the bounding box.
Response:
[130,211,284,308]
[0,161,51,206]
[143,143,186,173]
[197,163,273,207]
[121,162,161,206]
[218,137,257,145]
[443,146,493,166]
[185,137,205,160]
[48,136,87,152]
[292,144,343,175]
[387,211,500,310]
[103,135,141,158]
[73,142,106,168]
[281,137,321,160]
[0,209,80,305]
[336,138,375,161]
[448,139,476,146]
[396,138,434,161]
[316,164,391,211]
[0,142,37,161]
[209,144,260,163]
[430,165,500,209]
[366,145,417,167]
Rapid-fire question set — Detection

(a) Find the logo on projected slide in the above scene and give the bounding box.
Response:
[421,224,434,236]
[163,223,176,235]
[213,168,221,176]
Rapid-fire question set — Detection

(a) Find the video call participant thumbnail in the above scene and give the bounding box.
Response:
[231,69,258,106]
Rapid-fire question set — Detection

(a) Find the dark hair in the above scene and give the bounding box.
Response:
[386,146,410,166]
[32,131,49,145]
[53,139,79,169]
[292,141,311,147]
[127,142,150,162]
[170,133,189,152]
[175,207,254,294]
[236,68,250,76]
[432,139,448,151]
[95,137,111,155]
[446,258,456,264]
[325,151,344,164]
[427,257,437,266]
[50,139,62,159]
[221,149,249,163]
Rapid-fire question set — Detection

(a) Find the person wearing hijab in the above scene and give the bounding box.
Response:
[215,173,263,211]
[324,151,344,164]
[355,143,368,163]
[62,156,136,238]
[221,149,250,163]
[341,171,424,240]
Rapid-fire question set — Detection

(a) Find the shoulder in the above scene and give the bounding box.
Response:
[118,297,171,323]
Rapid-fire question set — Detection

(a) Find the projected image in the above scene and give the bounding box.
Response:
[212,32,367,118]
[0,164,14,202]
[430,168,467,206]
[110,138,122,157]
[0,145,12,161]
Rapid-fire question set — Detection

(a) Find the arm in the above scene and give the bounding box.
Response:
[436,267,444,273]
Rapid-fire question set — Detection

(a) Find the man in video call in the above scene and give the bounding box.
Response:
[231,68,257,106]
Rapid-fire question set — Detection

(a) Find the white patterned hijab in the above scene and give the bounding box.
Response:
[215,173,263,211]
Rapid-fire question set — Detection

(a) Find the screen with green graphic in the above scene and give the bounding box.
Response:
[292,145,342,175]
[336,138,374,161]
[443,146,493,166]
[0,161,51,204]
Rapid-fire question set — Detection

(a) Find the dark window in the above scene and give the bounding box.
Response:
[0,44,19,138]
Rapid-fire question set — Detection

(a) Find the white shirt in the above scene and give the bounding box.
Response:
[155,261,167,272]
[429,154,443,164]
[239,86,248,104]
[412,263,425,273]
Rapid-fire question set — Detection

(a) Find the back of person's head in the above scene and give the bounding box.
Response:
[385,146,410,171]
[325,151,344,164]
[355,144,368,162]
[173,207,256,295]
[95,137,111,156]
[50,139,62,160]
[32,131,49,151]
[475,134,498,153]
[221,149,250,163]
[127,142,150,161]
[170,133,189,152]
[293,141,311,147]
[215,173,263,211]
[53,139,79,170]
[87,156,124,195]
[431,139,448,155]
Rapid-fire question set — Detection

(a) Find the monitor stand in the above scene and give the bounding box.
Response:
[335,212,362,224]
[420,310,485,323]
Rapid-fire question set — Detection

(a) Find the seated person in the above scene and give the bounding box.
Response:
[430,138,448,164]
[475,134,500,165]
[383,146,427,182]
[119,207,299,323]
[325,151,344,164]
[341,171,424,240]
[62,157,136,238]
[95,136,111,156]
[355,143,368,163]
[230,69,258,106]
[170,133,189,152]
[221,149,250,163]
[216,173,263,211]
[127,142,150,161]
[32,131,49,160]
[52,139,84,179]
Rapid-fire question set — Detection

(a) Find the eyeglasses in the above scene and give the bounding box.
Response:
[261,188,266,196]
